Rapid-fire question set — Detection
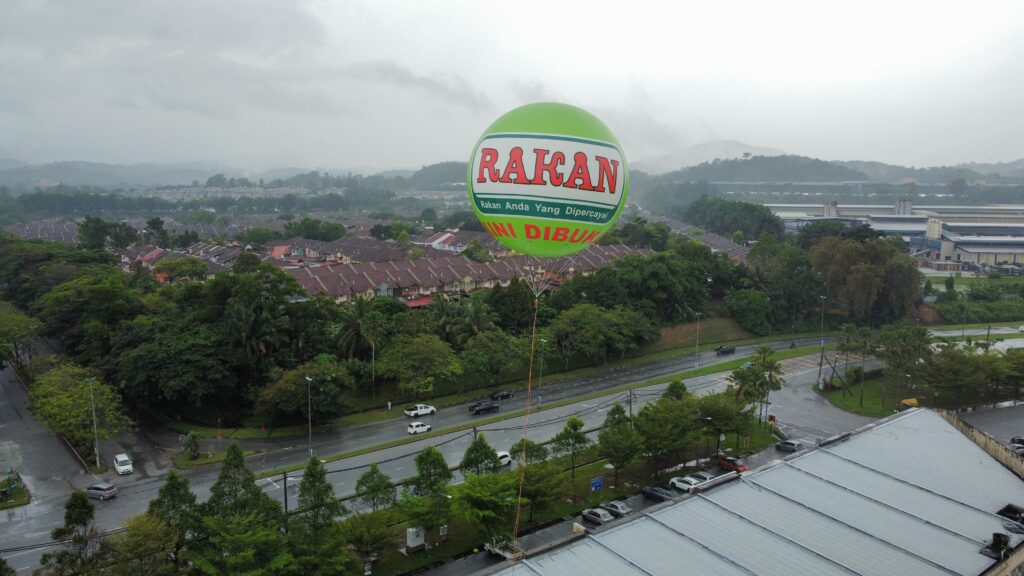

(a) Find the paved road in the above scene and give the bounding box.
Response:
[0,325,1016,572]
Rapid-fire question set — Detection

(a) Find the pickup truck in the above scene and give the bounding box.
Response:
[470,402,500,415]
[715,345,736,355]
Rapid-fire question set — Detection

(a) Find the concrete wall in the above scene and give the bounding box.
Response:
[983,542,1024,576]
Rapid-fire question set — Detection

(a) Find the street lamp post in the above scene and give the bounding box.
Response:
[86,377,100,469]
[695,312,703,370]
[817,295,827,384]
[305,376,313,458]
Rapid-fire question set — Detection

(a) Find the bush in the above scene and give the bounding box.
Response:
[934,299,1024,323]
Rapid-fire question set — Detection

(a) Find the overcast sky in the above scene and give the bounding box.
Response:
[1,0,1022,171]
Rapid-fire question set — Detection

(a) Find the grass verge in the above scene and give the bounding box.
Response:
[0,475,30,510]
[174,449,256,470]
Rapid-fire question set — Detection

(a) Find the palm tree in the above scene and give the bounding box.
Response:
[452,297,497,346]
[335,295,374,358]
[754,345,784,427]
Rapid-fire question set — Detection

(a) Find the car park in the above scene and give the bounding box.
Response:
[581,508,615,525]
[715,345,736,355]
[776,439,802,452]
[489,390,514,401]
[669,476,704,493]
[496,451,512,466]
[113,453,133,475]
[85,482,117,501]
[599,500,633,517]
[470,402,500,415]
[407,422,431,435]
[641,485,677,502]
[717,455,748,472]
[404,404,436,417]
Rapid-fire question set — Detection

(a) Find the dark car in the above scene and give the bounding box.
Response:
[471,402,500,415]
[641,485,676,502]
[1010,436,1024,445]
[85,482,117,501]
[489,390,514,401]
[715,345,736,355]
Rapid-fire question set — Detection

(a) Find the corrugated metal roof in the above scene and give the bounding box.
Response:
[487,410,1024,576]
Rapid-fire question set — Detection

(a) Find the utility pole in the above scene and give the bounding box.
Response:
[817,295,826,384]
[282,470,289,528]
[86,377,100,469]
[627,390,634,419]
[305,377,313,458]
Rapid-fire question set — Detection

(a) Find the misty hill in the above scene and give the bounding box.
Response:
[836,160,983,183]
[0,161,228,188]
[632,140,785,174]
[957,158,1024,180]
[666,155,869,182]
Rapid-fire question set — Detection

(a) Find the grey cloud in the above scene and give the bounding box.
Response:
[345,60,492,112]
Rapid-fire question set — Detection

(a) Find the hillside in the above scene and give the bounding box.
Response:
[667,155,869,182]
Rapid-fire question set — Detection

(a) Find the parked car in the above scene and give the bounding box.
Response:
[112,453,133,475]
[1012,446,1024,457]
[717,455,748,472]
[404,404,436,417]
[691,471,718,483]
[489,390,514,401]
[715,345,736,355]
[85,482,117,501]
[470,402,500,415]
[581,508,615,525]
[641,485,677,502]
[776,439,802,452]
[407,422,431,435]
[599,500,633,517]
[1010,435,1024,445]
[669,476,704,493]
[496,451,512,466]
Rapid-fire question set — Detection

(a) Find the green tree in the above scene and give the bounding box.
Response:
[295,456,346,536]
[341,510,399,561]
[232,252,263,273]
[147,471,200,555]
[355,463,396,512]
[38,492,106,576]
[155,257,208,282]
[283,217,347,241]
[634,395,700,469]
[509,438,549,465]
[103,514,179,576]
[551,416,591,497]
[697,393,751,452]
[450,296,498,346]
[518,461,564,522]
[377,333,462,397]
[460,433,501,475]
[453,472,521,549]
[486,277,535,334]
[205,443,281,523]
[598,404,642,486]
[240,227,283,246]
[145,217,171,247]
[0,557,15,576]
[420,208,438,222]
[0,302,40,370]
[255,355,354,424]
[409,446,452,497]
[186,512,296,576]
[724,289,771,335]
[183,432,199,459]
[461,330,526,386]
[462,238,492,263]
[289,458,354,576]
[107,222,139,250]
[29,364,133,458]
[77,215,110,250]
[663,379,690,401]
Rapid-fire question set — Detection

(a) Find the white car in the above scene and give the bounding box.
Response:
[112,453,133,475]
[404,404,437,417]
[407,422,431,435]
[496,451,512,466]
[669,475,705,493]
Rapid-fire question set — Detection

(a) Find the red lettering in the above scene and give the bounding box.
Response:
[477,148,500,183]
[595,157,619,194]
[562,152,596,191]
[498,146,529,184]
[543,225,551,241]
[579,230,599,244]
[551,227,569,242]
[530,149,565,186]
[525,224,541,239]
[498,222,516,238]
[568,228,587,243]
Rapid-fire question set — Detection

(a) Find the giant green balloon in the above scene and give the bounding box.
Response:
[467,102,628,258]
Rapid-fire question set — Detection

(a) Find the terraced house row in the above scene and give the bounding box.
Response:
[282,244,648,305]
